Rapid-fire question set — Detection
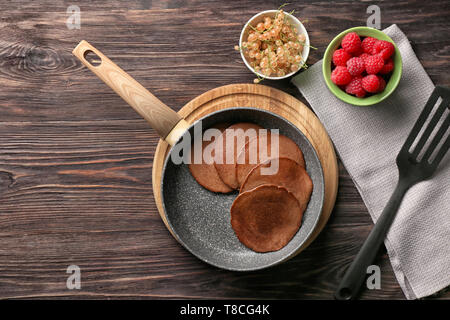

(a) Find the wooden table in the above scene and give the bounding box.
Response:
[0,0,448,299]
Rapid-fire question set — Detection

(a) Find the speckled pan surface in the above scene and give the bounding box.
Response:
[161,108,324,271]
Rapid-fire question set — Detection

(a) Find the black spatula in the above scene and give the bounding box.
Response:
[335,86,450,300]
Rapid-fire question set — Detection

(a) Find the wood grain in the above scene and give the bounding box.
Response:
[0,0,449,300]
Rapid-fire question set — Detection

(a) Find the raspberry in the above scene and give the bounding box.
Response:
[352,46,364,57]
[341,32,362,54]
[373,40,395,60]
[345,76,366,97]
[359,53,371,63]
[331,66,352,86]
[346,57,365,76]
[332,49,351,67]
[361,37,377,54]
[362,74,380,93]
[376,76,386,93]
[365,54,384,74]
[379,58,394,74]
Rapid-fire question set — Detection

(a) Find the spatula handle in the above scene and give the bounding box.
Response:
[72,40,182,139]
[334,179,410,300]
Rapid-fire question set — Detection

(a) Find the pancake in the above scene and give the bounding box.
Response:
[240,157,313,213]
[214,123,263,189]
[230,185,302,252]
[235,133,305,187]
[188,123,233,193]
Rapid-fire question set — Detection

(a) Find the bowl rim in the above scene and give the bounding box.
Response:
[239,9,310,80]
[322,26,403,106]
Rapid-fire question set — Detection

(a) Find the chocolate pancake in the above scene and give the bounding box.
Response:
[235,133,305,187]
[188,123,233,193]
[230,185,302,252]
[214,123,263,189]
[240,157,313,213]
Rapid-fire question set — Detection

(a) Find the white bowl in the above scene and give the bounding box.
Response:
[239,9,310,80]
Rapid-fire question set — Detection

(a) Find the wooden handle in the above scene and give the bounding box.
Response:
[72,40,182,139]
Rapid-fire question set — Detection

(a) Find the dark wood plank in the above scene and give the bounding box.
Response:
[0,0,449,299]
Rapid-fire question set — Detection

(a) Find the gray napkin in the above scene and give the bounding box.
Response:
[292,24,449,299]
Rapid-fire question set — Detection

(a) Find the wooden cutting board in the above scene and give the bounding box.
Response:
[152,83,339,254]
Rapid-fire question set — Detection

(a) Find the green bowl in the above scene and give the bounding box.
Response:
[322,26,402,106]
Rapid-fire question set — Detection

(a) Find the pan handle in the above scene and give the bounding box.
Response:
[72,40,184,140]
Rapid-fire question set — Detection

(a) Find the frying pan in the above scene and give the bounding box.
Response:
[73,40,325,271]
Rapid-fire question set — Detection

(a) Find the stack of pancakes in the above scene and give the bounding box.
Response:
[189,123,313,252]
